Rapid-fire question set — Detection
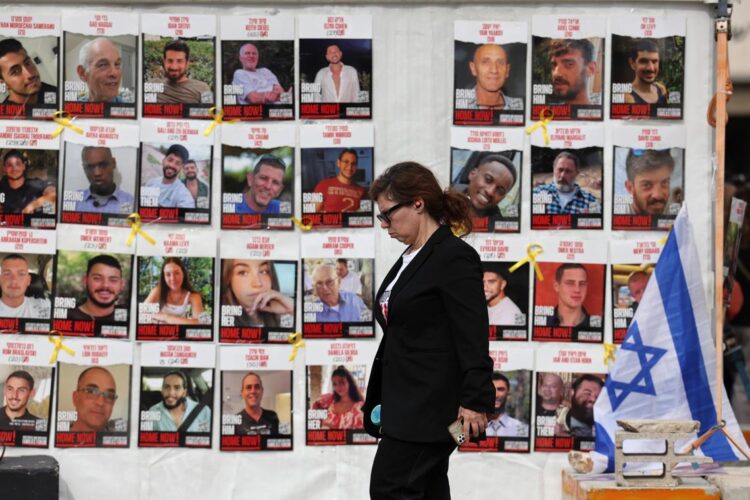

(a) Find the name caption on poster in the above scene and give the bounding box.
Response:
[327,342,358,363]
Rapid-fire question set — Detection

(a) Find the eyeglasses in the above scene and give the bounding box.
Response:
[77,385,118,403]
[376,201,412,224]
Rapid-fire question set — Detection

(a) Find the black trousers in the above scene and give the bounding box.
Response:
[370,436,457,500]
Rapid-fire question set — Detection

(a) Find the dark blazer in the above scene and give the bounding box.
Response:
[363,225,494,443]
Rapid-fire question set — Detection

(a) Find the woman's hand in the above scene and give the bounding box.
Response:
[458,406,487,439]
[251,290,294,315]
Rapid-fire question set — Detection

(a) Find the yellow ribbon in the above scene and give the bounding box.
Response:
[525,108,554,145]
[51,111,84,139]
[509,243,544,281]
[125,213,156,246]
[603,342,617,366]
[451,223,469,237]
[48,330,75,364]
[292,216,313,231]
[203,107,238,137]
[288,332,305,362]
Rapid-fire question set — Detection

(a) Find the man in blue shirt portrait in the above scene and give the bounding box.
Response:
[232,154,286,214]
[74,146,134,214]
[310,263,367,323]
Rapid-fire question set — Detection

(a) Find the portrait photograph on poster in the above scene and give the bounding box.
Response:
[534,371,605,452]
[0,252,53,333]
[0,148,57,228]
[61,144,137,226]
[221,145,294,230]
[612,146,684,231]
[63,33,137,119]
[450,149,522,233]
[299,38,372,119]
[0,34,58,120]
[480,261,528,340]
[52,250,132,338]
[136,255,214,341]
[0,364,53,447]
[610,15,685,120]
[532,261,605,342]
[139,142,212,224]
[611,263,654,343]
[530,31,604,121]
[307,363,376,445]
[301,258,374,338]
[530,146,603,230]
[138,366,213,448]
[220,259,296,343]
[453,41,526,126]
[55,362,130,448]
[459,369,531,453]
[142,36,215,119]
[301,147,373,228]
[221,40,294,120]
[220,369,292,451]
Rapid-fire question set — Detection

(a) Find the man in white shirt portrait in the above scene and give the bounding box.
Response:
[483,264,522,325]
[0,254,50,319]
[232,43,284,105]
[313,44,360,103]
[486,372,528,437]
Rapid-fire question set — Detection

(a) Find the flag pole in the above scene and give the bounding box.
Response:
[712,0,730,425]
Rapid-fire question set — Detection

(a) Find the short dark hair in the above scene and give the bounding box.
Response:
[555,263,587,283]
[165,144,189,164]
[3,149,27,168]
[338,148,358,162]
[163,39,190,60]
[572,374,603,392]
[6,369,34,390]
[553,151,580,172]
[184,159,196,166]
[492,371,509,388]
[625,149,674,183]
[0,39,25,78]
[2,253,28,265]
[86,254,122,275]
[163,370,188,388]
[482,263,507,281]
[549,39,595,65]
[629,39,660,61]
[253,155,286,175]
[336,258,348,265]
[476,154,518,187]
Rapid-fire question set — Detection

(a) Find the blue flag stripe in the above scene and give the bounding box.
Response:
[655,233,737,460]
[594,422,615,472]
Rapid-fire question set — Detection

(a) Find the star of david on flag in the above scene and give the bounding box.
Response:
[591,206,750,473]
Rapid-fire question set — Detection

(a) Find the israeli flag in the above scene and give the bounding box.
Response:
[592,206,749,472]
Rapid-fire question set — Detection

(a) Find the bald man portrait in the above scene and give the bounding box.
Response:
[76,38,127,103]
[465,43,522,111]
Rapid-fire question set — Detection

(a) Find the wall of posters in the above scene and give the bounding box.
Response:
[0,3,721,499]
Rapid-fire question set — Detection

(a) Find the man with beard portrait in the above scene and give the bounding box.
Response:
[148,371,211,432]
[548,39,597,105]
[67,255,126,323]
[555,374,603,438]
[533,151,599,214]
[485,372,528,437]
[143,144,195,209]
